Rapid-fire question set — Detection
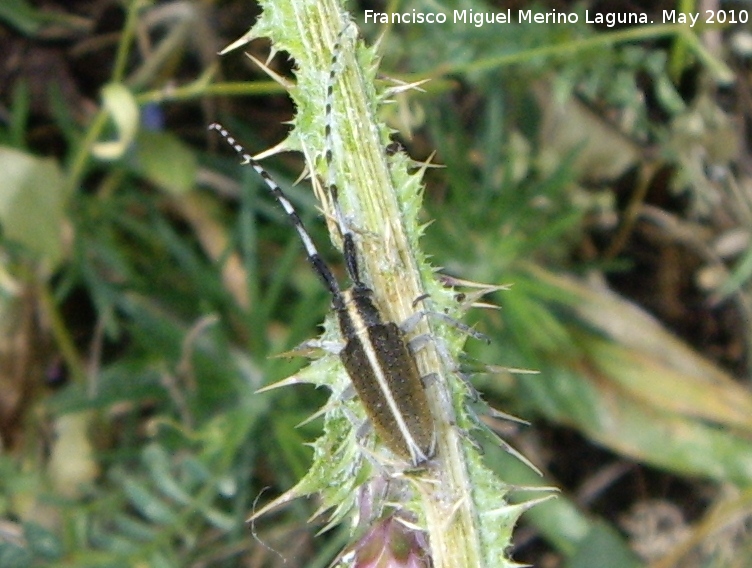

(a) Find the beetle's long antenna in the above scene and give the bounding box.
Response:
[209,123,344,309]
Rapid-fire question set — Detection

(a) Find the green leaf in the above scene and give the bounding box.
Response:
[0,146,66,267]
[143,444,191,505]
[92,83,139,160]
[122,478,178,525]
[717,244,752,299]
[131,130,197,195]
[0,0,41,35]
[565,522,642,568]
[23,522,63,560]
[0,542,32,568]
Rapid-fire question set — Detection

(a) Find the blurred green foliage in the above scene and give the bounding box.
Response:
[0,0,750,566]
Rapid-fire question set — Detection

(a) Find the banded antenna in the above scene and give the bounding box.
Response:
[209,25,436,466]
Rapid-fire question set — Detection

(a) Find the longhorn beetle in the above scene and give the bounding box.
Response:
[209,123,436,465]
[209,25,439,466]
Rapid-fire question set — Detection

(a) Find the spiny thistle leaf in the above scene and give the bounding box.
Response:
[222,0,544,565]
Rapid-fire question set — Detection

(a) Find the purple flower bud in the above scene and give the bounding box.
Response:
[349,515,432,568]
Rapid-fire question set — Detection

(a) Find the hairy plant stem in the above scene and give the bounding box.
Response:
[233,0,526,566]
